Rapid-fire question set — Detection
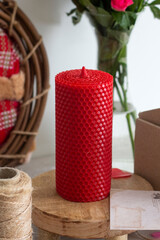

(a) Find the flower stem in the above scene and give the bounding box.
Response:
[114,79,125,108]
[126,113,135,153]
[116,66,135,156]
[131,111,137,123]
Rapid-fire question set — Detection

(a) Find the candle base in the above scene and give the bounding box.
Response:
[56,187,110,203]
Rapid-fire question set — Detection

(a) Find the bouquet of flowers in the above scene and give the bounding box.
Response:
[68,0,160,153]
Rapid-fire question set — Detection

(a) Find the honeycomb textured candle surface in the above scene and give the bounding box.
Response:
[56,69,113,202]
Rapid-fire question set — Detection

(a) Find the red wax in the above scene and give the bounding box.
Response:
[55,68,113,202]
[112,168,132,179]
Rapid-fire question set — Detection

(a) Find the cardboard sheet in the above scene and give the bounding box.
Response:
[110,189,160,230]
[134,108,160,190]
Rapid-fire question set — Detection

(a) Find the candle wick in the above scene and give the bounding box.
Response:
[80,66,88,78]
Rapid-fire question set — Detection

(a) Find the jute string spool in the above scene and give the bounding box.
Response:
[0,167,32,240]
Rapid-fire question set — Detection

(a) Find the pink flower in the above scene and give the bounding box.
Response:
[111,0,134,12]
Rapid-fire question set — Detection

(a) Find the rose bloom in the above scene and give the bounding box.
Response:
[111,0,134,11]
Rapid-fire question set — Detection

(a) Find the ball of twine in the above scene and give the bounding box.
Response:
[0,167,32,240]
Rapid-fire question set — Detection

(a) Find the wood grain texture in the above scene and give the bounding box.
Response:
[32,171,153,239]
[109,235,128,240]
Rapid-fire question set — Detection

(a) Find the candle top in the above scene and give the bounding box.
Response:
[56,67,113,87]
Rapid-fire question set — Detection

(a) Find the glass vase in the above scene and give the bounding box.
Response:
[87,12,137,154]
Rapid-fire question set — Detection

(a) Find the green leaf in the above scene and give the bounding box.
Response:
[127,0,145,12]
[72,15,82,24]
[67,8,77,16]
[71,0,85,12]
[90,0,108,9]
[94,7,113,27]
[67,8,82,24]
[119,13,130,29]
[127,11,137,25]
[150,5,160,19]
[137,0,145,12]
[97,7,108,14]
[118,45,127,64]
[112,11,136,29]
[79,0,95,9]
[90,0,99,6]
[78,0,113,27]
[150,0,160,5]
[107,29,130,46]
[79,0,102,14]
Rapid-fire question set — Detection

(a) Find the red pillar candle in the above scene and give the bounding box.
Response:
[56,67,113,202]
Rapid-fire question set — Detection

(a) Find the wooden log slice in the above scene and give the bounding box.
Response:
[32,170,153,239]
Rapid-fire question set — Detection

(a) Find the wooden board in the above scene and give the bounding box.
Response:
[32,170,153,239]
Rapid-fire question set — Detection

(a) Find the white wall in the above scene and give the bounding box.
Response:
[16,0,160,159]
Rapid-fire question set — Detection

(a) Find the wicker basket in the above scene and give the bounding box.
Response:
[0,0,50,167]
